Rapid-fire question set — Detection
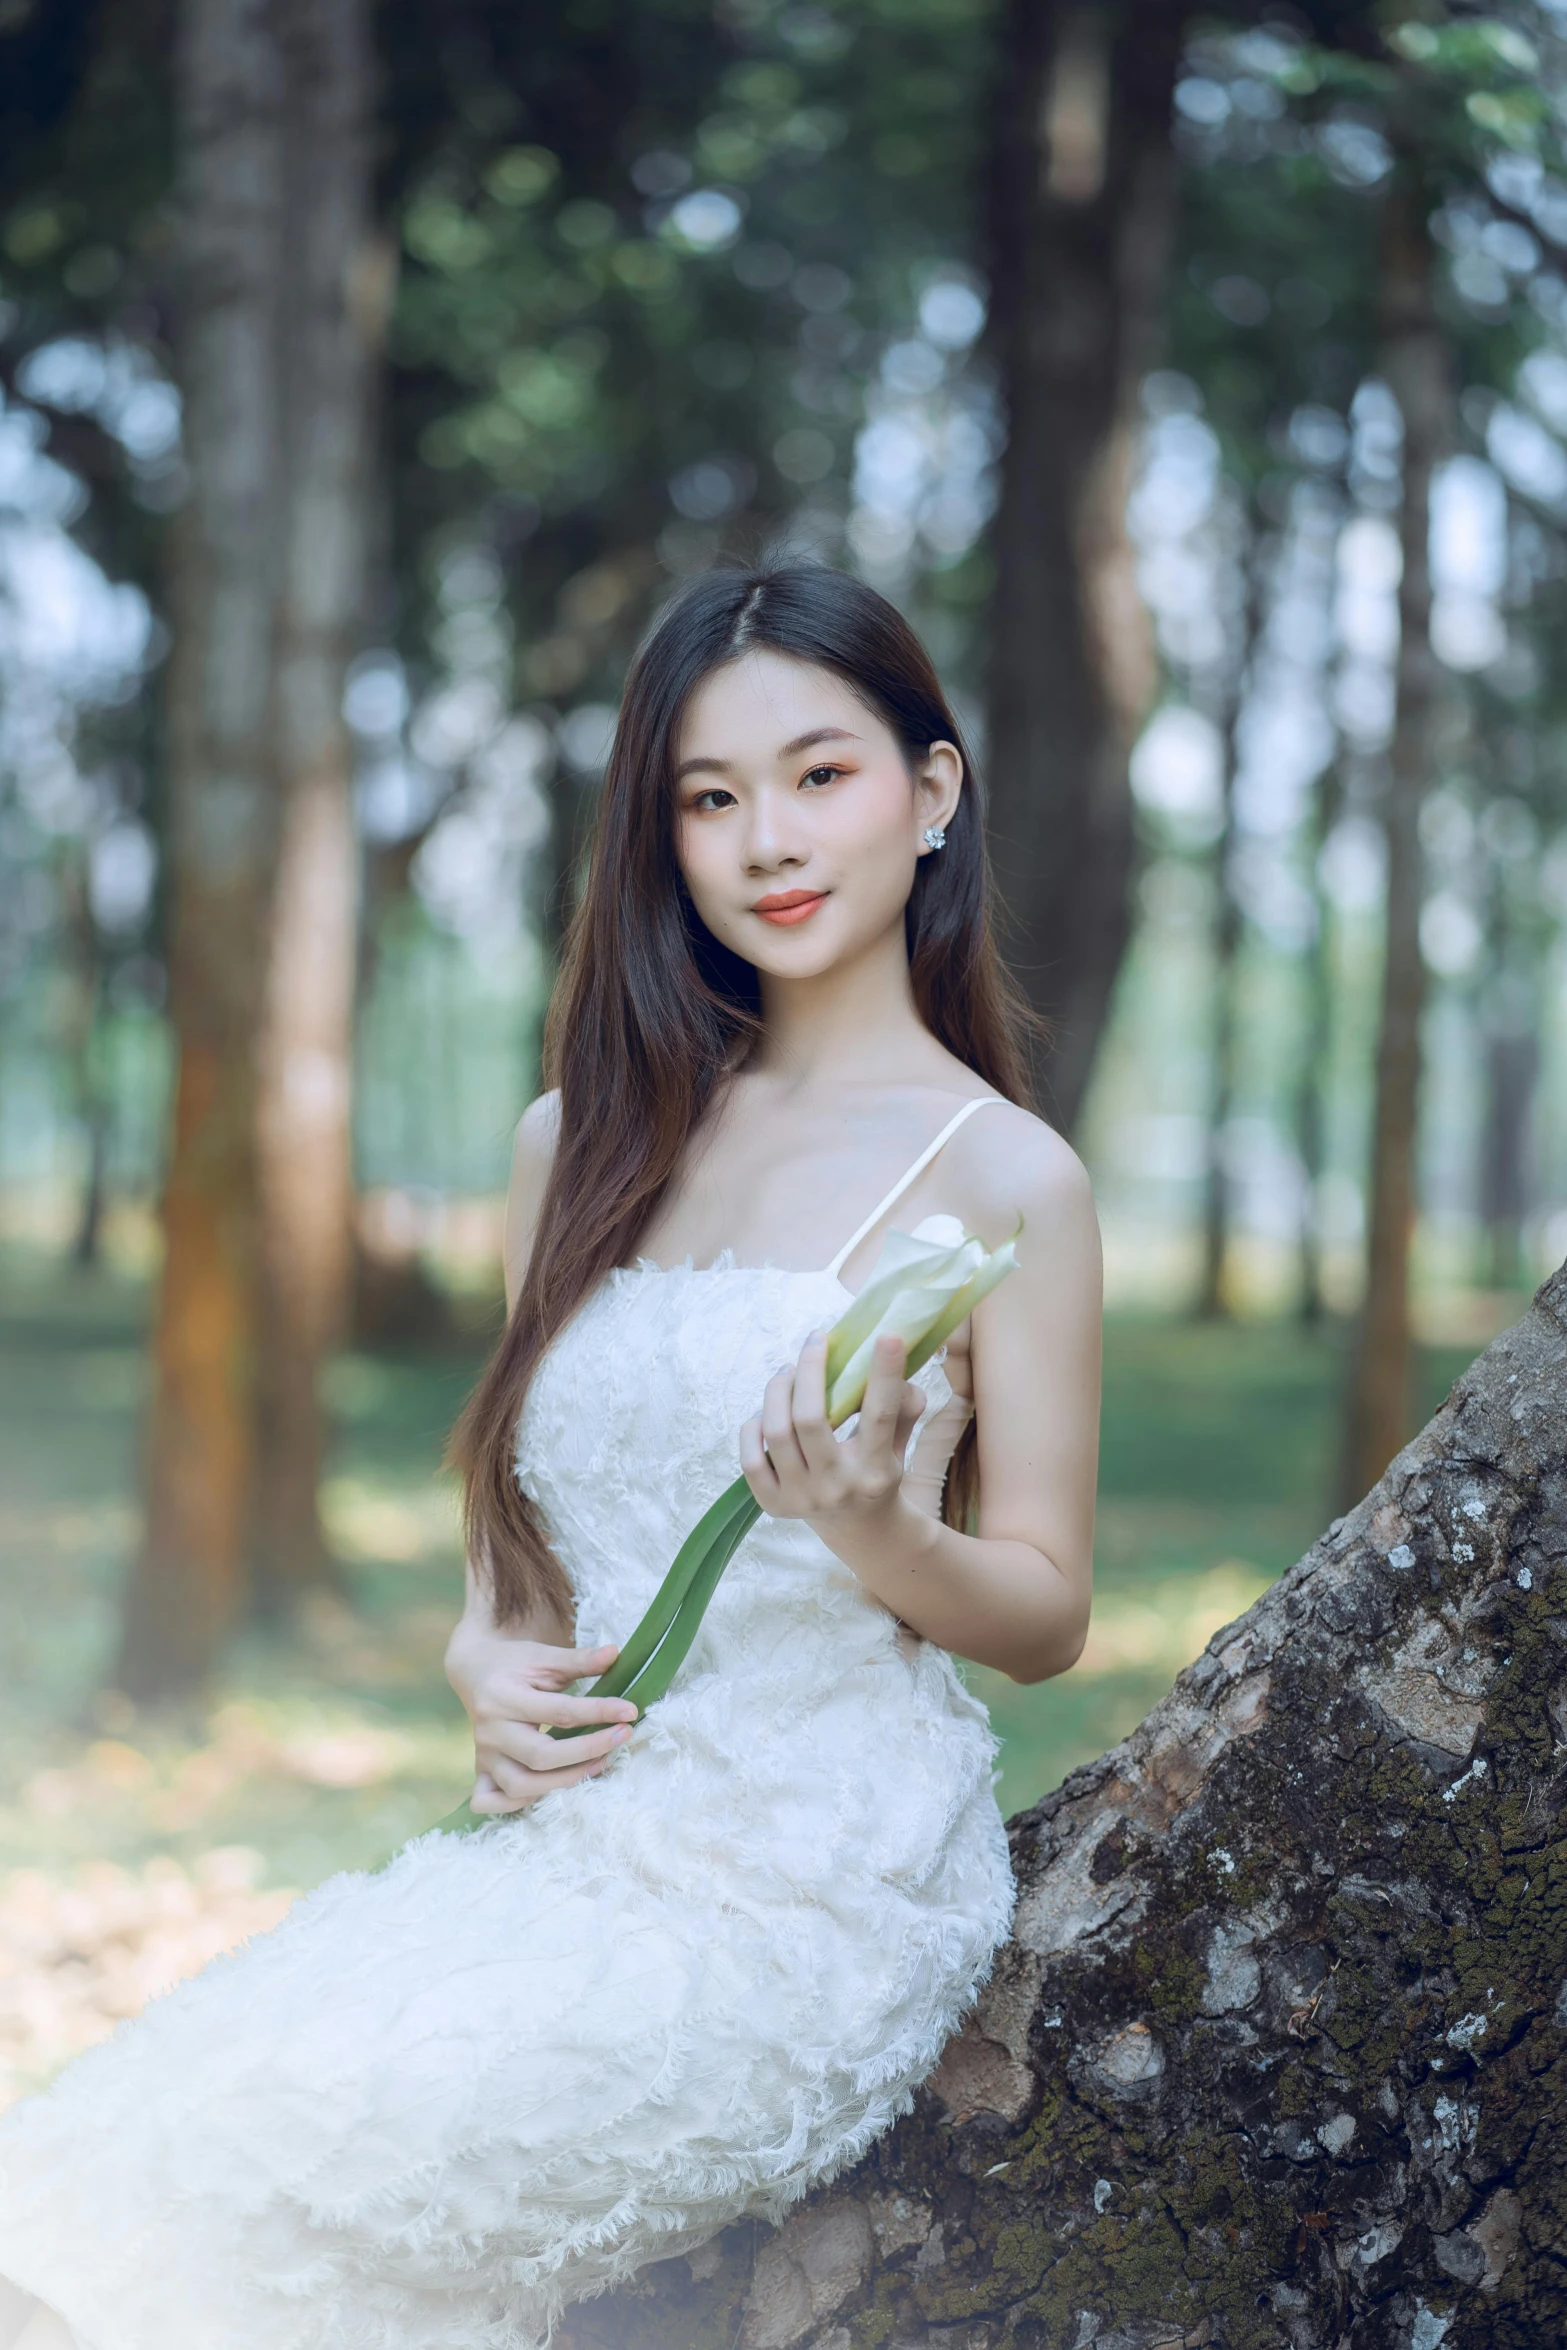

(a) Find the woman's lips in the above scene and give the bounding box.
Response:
[752,890,828,926]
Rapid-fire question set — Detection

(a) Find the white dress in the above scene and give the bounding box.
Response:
[0,1108,1015,2350]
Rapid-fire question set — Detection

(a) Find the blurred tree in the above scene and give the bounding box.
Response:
[58,843,110,1265]
[115,0,290,1698]
[251,0,380,1619]
[1195,526,1260,1321]
[1330,10,1561,1502]
[374,0,997,721]
[984,0,1183,1130]
[1294,751,1343,1327]
[1152,15,1384,1331]
[1339,148,1454,1511]
[1141,7,1564,1390]
[118,0,376,1694]
[0,0,180,1274]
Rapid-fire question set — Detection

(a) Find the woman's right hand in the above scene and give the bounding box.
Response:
[444,1618,638,1815]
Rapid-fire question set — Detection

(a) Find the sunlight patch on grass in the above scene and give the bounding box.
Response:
[320,1475,462,1565]
[11,1700,470,1840]
[0,1499,139,1555]
[1074,1561,1272,1678]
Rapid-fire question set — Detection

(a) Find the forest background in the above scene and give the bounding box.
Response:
[0,0,1565,2107]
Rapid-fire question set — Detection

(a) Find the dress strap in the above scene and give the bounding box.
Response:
[824,1096,1008,1280]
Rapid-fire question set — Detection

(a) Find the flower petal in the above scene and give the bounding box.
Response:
[826,1259,985,1424]
[904,1236,1021,1377]
[824,1228,979,1386]
[910,1212,967,1248]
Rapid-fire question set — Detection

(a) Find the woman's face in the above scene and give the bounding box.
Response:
[672,651,962,981]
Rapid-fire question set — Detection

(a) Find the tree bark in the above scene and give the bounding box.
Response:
[1337,165,1452,1512]
[555,1252,1567,2349]
[251,0,376,1615]
[984,0,1183,1132]
[116,0,287,1698]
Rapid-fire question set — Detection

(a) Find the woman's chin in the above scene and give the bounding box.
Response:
[742,925,852,979]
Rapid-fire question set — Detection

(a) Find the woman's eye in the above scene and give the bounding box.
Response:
[690,788,736,812]
[801,764,844,789]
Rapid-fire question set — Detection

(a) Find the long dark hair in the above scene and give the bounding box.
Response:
[452,565,1036,1626]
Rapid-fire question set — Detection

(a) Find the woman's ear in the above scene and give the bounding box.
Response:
[916,740,964,840]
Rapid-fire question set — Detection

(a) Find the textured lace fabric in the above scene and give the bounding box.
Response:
[0,1261,1014,2350]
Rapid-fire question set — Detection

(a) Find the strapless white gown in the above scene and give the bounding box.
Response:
[0,1258,1013,2350]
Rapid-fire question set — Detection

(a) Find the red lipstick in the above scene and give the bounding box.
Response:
[752,889,828,926]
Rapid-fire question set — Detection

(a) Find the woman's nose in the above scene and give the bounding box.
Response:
[741,792,806,872]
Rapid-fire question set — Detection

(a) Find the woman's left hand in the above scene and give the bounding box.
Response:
[740,1329,926,1533]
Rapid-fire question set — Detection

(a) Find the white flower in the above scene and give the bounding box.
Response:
[825,1212,1020,1426]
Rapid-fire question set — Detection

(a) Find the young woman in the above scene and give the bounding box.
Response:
[0,566,1101,2350]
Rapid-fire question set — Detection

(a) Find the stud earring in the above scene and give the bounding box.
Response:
[922,824,947,852]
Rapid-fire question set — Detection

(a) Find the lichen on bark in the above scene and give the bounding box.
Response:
[556,1262,1567,2350]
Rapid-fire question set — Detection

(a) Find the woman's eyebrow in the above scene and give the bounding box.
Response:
[674,726,862,781]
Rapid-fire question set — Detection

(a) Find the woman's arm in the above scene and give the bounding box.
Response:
[445,1092,638,1812]
[739,1111,1101,1684]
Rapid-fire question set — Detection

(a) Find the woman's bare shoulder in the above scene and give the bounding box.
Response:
[514,1089,563,1169]
[505,1093,563,1308]
[947,1097,1097,1243]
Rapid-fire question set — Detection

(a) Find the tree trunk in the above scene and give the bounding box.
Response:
[60,844,109,1269]
[116,0,287,1699]
[1337,166,1452,1512]
[1196,540,1262,1323]
[1479,904,1538,1297]
[1295,755,1343,1329]
[555,1251,1567,2348]
[1196,834,1241,1320]
[984,0,1183,1132]
[251,0,376,1615]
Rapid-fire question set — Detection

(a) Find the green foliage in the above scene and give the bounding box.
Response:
[378,0,999,696]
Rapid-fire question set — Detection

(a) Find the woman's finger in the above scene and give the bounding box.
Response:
[473,1759,540,1809]
[760,1365,808,1481]
[739,1412,777,1497]
[790,1331,837,1474]
[490,1686,637,1730]
[857,1334,909,1438]
[468,1771,529,1816]
[484,1719,633,1773]
[538,1641,621,1684]
[469,1754,606,1815]
[893,1378,927,1450]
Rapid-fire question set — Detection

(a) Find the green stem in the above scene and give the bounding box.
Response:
[616,1491,762,1715]
[551,1481,761,1738]
[570,1472,756,1710]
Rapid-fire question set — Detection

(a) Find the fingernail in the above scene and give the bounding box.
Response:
[612,1725,632,1743]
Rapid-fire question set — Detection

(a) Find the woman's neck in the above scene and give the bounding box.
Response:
[751,921,934,1091]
